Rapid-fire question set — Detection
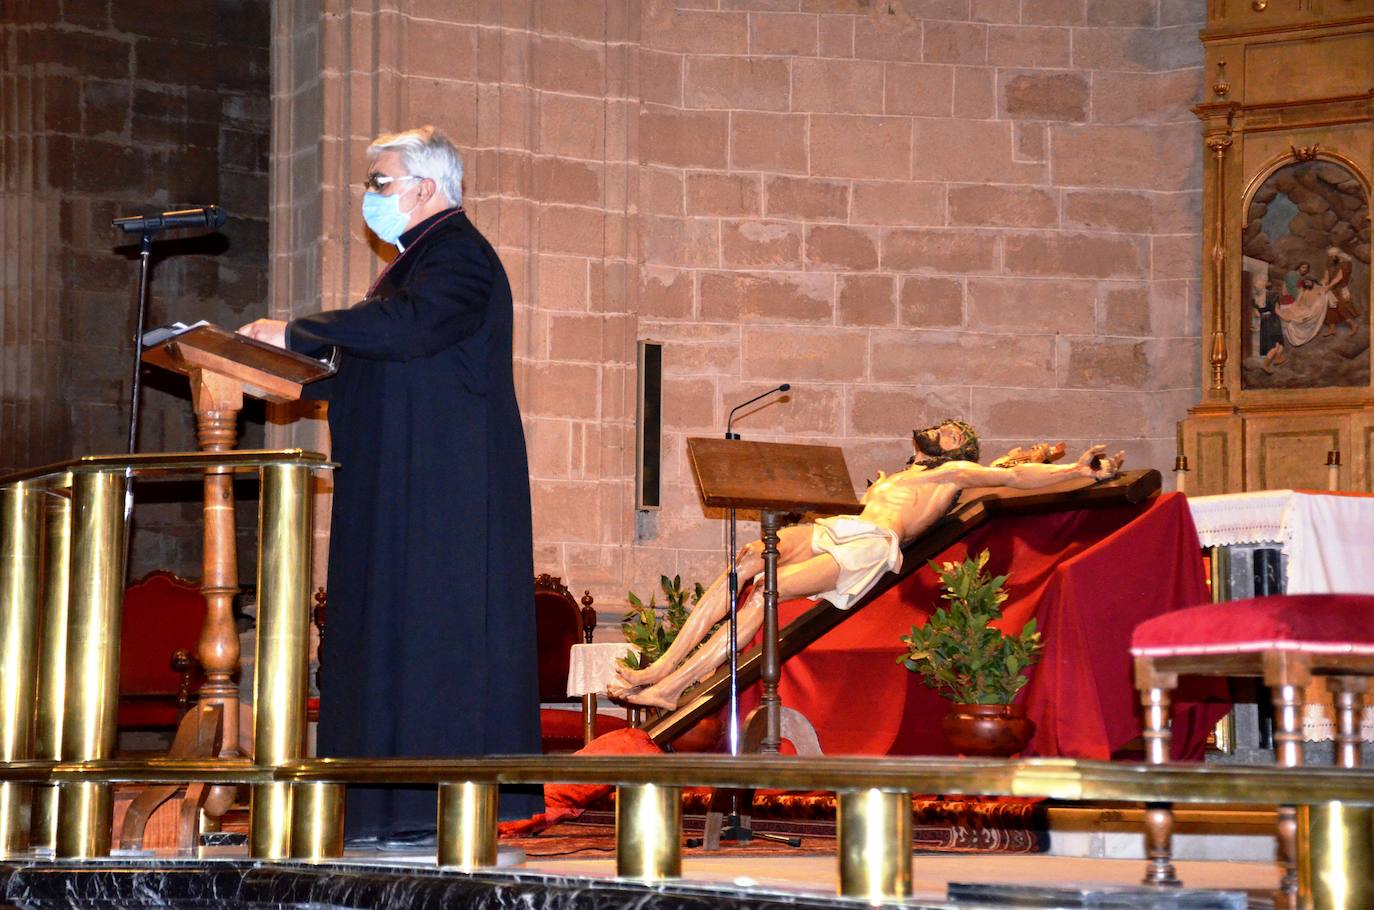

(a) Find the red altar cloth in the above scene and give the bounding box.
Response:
[745,492,1226,761]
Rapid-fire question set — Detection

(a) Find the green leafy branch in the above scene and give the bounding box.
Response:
[620,574,706,670]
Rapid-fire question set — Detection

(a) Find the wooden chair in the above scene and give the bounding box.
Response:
[118,571,207,732]
[534,573,630,752]
[1131,593,1374,900]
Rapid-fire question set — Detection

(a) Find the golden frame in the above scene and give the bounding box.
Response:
[1231,147,1373,407]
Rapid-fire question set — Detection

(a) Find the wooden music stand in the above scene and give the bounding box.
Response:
[686,438,862,753]
[131,323,332,849]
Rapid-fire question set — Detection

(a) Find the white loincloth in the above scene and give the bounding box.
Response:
[807,516,903,610]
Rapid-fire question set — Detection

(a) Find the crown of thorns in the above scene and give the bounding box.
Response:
[909,419,980,466]
[937,419,980,462]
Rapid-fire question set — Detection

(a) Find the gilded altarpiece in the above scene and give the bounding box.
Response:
[1182,1,1374,494]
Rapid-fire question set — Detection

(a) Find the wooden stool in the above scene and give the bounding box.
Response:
[1130,594,1374,903]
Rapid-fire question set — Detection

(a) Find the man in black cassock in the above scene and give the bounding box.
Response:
[241,125,540,841]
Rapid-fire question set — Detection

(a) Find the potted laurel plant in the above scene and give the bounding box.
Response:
[898,549,1044,756]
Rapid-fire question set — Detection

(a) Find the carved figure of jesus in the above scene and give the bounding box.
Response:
[611,421,1124,709]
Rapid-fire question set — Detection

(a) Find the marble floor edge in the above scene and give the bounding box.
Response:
[0,858,911,910]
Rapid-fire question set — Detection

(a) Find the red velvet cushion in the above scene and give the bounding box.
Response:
[1131,594,1374,656]
[499,727,662,836]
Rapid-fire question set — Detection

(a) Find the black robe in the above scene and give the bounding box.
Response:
[288,208,541,835]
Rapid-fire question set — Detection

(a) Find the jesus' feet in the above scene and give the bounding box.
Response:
[616,662,665,687]
[604,681,644,702]
[623,686,680,710]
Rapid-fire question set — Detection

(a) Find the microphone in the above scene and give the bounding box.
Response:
[112,205,228,235]
[725,383,791,439]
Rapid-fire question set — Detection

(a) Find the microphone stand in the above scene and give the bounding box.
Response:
[126,230,154,454]
[688,387,799,850]
[116,205,226,455]
[116,228,157,571]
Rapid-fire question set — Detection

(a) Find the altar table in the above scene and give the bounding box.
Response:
[566,642,638,744]
[743,493,1227,760]
[1186,489,1374,595]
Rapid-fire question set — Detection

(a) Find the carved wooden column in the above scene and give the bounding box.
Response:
[1195,101,1238,402]
[188,369,244,821]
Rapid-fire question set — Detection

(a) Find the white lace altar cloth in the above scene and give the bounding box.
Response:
[1186,490,1374,741]
[1186,489,1293,549]
[567,642,639,697]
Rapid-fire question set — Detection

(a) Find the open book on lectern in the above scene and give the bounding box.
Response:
[141,321,336,403]
[143,321,336,371]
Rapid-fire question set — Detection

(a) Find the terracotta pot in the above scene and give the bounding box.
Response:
[940,703,1035,757]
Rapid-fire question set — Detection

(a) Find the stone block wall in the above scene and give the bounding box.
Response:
[284,0,1209,608]
[1,0,272,579]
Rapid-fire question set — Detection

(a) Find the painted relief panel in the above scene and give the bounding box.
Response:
[1240,159,1370,391]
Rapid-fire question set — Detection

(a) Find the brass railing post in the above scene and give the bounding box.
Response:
[1297,802,1373,910]
[31,485,72,852]
[616,784,681,881]
[249,463,313,859]
[56,469,128,859]
[290,782,345,861]
[837,788,912,902]
[437,782,498,869]
[0,481,43,857]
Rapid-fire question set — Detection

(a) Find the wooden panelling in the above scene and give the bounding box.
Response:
[1195,430,1235,496]
[1245,417,1343,490]
[1243,33,1374,104]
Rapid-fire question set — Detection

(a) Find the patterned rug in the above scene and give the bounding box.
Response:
[506,793,1047,857]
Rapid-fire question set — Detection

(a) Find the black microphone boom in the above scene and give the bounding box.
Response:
[112,205,228,234]
[725,383,791,440]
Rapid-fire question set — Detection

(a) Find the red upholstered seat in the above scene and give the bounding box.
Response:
[118,572,206,731]
[1131,594,1374,657]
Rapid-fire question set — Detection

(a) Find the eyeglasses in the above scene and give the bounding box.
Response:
[362,173,420,193]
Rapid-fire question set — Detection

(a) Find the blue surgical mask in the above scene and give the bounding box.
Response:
[362,189,413,247]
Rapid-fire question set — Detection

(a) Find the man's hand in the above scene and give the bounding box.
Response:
[237,319,288,349]
[1076,445,1126,481]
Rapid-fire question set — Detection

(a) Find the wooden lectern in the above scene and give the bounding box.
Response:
[686,438,862,753]
[133,324,333,845]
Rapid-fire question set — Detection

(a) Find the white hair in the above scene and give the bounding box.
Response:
[368,125,464,207]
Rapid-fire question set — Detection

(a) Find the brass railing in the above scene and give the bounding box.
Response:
[0,754,1371,906]
[0,451,329,861]
[2,452,1372,908]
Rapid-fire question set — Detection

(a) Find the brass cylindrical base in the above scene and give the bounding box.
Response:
[290,783,345,861]
[0,785,33,858]
[1298,802,1373,910]
[437,782,498,869]
[837,789,912,902]
[250,463,313,861]
[615,784,681,881]
[30,788,57,854]
[31,489,72,853]
[55,783,111,859]
[56,470,127,860]
[0,481,43,857]
[250,782,293,860]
